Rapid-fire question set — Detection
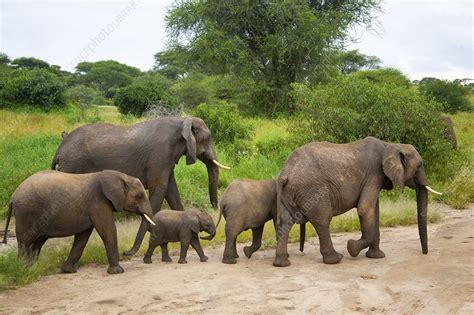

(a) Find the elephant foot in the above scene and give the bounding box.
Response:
[107,265,125,274]
[347,239,363,257]
[162,256,172,263]
[273,255,291,267]
[243,246,255,259]
[366,248,385,259]
[123,248,138,257]
[178,258,187,264]
[143,257,153,264]
[61,263,78,274]
[200,255,208,262]
[322,251,343,264]
[222,256,237,264]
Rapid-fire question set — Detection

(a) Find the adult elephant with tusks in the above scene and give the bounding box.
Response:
[51,117,230,256]
[273,136,442,267]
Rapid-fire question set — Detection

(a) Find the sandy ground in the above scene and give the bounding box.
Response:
[0,204,473,314]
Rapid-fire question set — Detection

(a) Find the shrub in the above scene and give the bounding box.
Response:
[193,101,254,144]
[349,68,411,88]
[114,74,175,116]
[1,68,66,110]
[419,79,471,114]
[171,74,215,108]
[289,77,460,181]
[442,164,474,209]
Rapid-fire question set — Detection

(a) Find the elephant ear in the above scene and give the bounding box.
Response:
[184,210,200,234]
[182,118,197,165]
[382,145,405,190]
[99,171,128,212]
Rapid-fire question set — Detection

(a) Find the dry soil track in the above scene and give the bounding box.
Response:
[0,204,473,314]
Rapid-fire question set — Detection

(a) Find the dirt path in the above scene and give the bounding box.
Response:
[1,205,473,314]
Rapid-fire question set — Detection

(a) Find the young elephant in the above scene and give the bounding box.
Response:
[2,170,155,274]
[143,208,216,264]
[219,179,277,264]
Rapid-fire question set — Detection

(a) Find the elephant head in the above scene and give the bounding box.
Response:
[99,170,155,226]
[184,208,216,240]
[382,144,442,254]
[182,118,229,209]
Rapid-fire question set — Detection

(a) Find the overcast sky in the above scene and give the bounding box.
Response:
[1,0,472,80]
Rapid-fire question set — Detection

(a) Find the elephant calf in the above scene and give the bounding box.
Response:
[143,208,216,264]
[219,179,278,264]
[2,170,155,274]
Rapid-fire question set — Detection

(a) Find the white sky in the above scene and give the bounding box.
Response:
[1,0,472,80]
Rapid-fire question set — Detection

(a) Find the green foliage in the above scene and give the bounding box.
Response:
[349,68,411,87]
[419,79,471,114]
[0,52,11,65]
[289,77,460,181]
[72,60,142,98]
[66,85,101,107]
[193,101,254,145]
[162,0,381,115]
[443,165,474,209]
[114,74,174,116]
[172,73,215,108]
[11,57,50,69]
[334,49,381,75]
[1,68,66,110]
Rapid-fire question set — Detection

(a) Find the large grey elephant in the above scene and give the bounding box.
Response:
[273,136,442,267]
[2,170,155,274]
[51,117,229,256]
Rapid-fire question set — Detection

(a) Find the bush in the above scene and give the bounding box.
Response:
[289,77,460,181]
[419,79,471,114]
[114,74,175,116]
[443,164,474,209]
[193,101,254,144]
[171,74,215,108]
[349,68,411,88]
[1,68,66,110]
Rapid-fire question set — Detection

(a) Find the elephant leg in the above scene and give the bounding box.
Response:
[273,206,293,267]
[222,226,238,264]
[161,243,172,262]
[32,237,48,261]
[125,184,168,257]
[312,220,343,264]
[178,236,191,264]
[17,241,35,265]
[347,195,385,259]
[191,235,208,262]
[62,228,93,273]
[244,226,264,259]
[144,231,162,264]
[165,170,184,210]
[91,212,123,274]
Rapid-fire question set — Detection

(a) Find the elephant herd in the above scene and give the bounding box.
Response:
[2,117,442,274]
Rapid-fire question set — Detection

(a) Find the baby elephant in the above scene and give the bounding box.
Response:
[143,208,216,264]
[219,179,278,264]
[3,170,155,274]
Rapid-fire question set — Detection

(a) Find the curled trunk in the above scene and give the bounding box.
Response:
[416,185,428,254]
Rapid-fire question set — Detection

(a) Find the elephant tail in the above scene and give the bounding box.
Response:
[215,201,226,230]
[51,153,59,170]
[2,202,13,244]
[299,223,305,253]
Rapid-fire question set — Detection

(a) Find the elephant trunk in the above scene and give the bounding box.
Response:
[205,160,219,209]
[416,184,428,254]
[200,230,216,241]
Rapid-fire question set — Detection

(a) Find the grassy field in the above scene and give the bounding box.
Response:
[0,104,471,290]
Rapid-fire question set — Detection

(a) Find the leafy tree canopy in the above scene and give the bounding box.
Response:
[349,68,411,87]
[11,57,51,69]
[419,79,471,114]
[334,49,381,75]
[0,52,10,65]
[158,0,381,115]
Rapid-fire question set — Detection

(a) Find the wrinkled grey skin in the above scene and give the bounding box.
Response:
[51,117,219,257]
[439,115,457,149]
[143,208,216,264]
[274,137,430,267]
[219,179,276,264]
[2,170,153,274]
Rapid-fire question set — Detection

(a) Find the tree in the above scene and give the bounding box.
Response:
[334,49,381,75]
[72,60,142,98]
[419,79,471,114]
[11,57,50,69]
[0,52,10,65]
[349,68,411,87]
[66,85,102,119]
[160,0,381,115]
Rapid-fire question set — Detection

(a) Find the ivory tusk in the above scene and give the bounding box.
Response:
[212,159,231,170]
[143,213,156,226]
[425,186,443,195]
